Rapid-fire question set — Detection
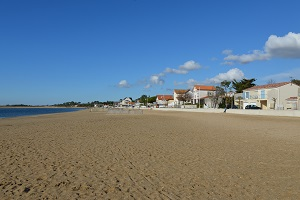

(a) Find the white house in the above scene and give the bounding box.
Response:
[241,82,300,110]
[173,89,191,106]
[120,97,133,107]
[156,95,173,107]
[192,85,217,108]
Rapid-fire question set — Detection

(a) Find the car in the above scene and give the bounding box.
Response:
[245,105,261,109]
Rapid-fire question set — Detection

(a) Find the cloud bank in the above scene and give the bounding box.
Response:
[146,60,202,88]
[223,32,300,64]
[261,68,300,83]
[265,32,300,58]
[174,68,245,88]
[209,68,245,83]
[165,60,201,74]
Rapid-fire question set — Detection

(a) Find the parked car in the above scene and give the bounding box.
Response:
[245,105,261,109]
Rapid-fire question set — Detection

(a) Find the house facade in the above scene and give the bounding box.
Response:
[173,89,191,106]
[192,85,217,108]
[156,95,174,107]
[120,97,133,107]
[240,82,300,110]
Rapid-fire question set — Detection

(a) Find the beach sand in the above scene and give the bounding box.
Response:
[1,109,300,199]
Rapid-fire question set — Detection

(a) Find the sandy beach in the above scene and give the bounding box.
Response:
[0,109,300,199]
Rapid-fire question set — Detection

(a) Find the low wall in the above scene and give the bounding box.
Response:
[107,108,143,115]
[181,105,197,109]
[153,108,300,117]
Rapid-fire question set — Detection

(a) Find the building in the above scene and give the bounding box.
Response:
[192,85,217,108]
[156,95,173,108]
[120,97,134,107]
[240,82,300,110]
[173,89,191,106]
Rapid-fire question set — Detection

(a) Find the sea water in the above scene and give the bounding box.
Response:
[0,107,85,119]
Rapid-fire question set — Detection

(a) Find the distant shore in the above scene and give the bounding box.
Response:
[1,109,299,199]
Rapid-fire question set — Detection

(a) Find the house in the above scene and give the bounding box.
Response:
[286,97,298,110]
[156,95,173,107]
[192,85,217,108]
[120,97,133,107]
[173,89,192,106]
[240,82,300,110]
[134,100,143,108]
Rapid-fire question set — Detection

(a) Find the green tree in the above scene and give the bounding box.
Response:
[138,95,148,104]
[291,79,300,86]
[221,81,232,108]
[148,96,156,103]
[232,78,256,93]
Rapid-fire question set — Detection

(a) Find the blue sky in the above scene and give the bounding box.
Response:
[1,0,300,105]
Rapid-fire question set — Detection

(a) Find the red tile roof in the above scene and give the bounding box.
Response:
[244,82,290,91]
[174,89,189,94]
[156,95,173,100]
[194,85,216,91]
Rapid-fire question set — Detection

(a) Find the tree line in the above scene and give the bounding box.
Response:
[53,101,115,107]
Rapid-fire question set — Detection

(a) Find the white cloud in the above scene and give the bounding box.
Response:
[223,32,300,65]
[118,80,130,88]
[165,68,188,74]
[222,49,232,55]
[221,61,234,66]
[265,32,300,58]
[164,60,201,74]
[262,72,292,83]
[261,68,300,83]
[179,60,201,71]
[173,78,199,88]
[186,79,199,88]
[224,50,270,64]
[150,74,165,85]
[209,68,244,83]
[147,60,201,88]
[144,84,151,89]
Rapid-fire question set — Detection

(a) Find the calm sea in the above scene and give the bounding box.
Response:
[0,107,85,119]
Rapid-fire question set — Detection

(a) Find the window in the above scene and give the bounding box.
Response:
[261,90,265,99]
[244,92,250,99]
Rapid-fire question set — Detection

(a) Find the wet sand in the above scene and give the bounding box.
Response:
[1,109,300,199]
